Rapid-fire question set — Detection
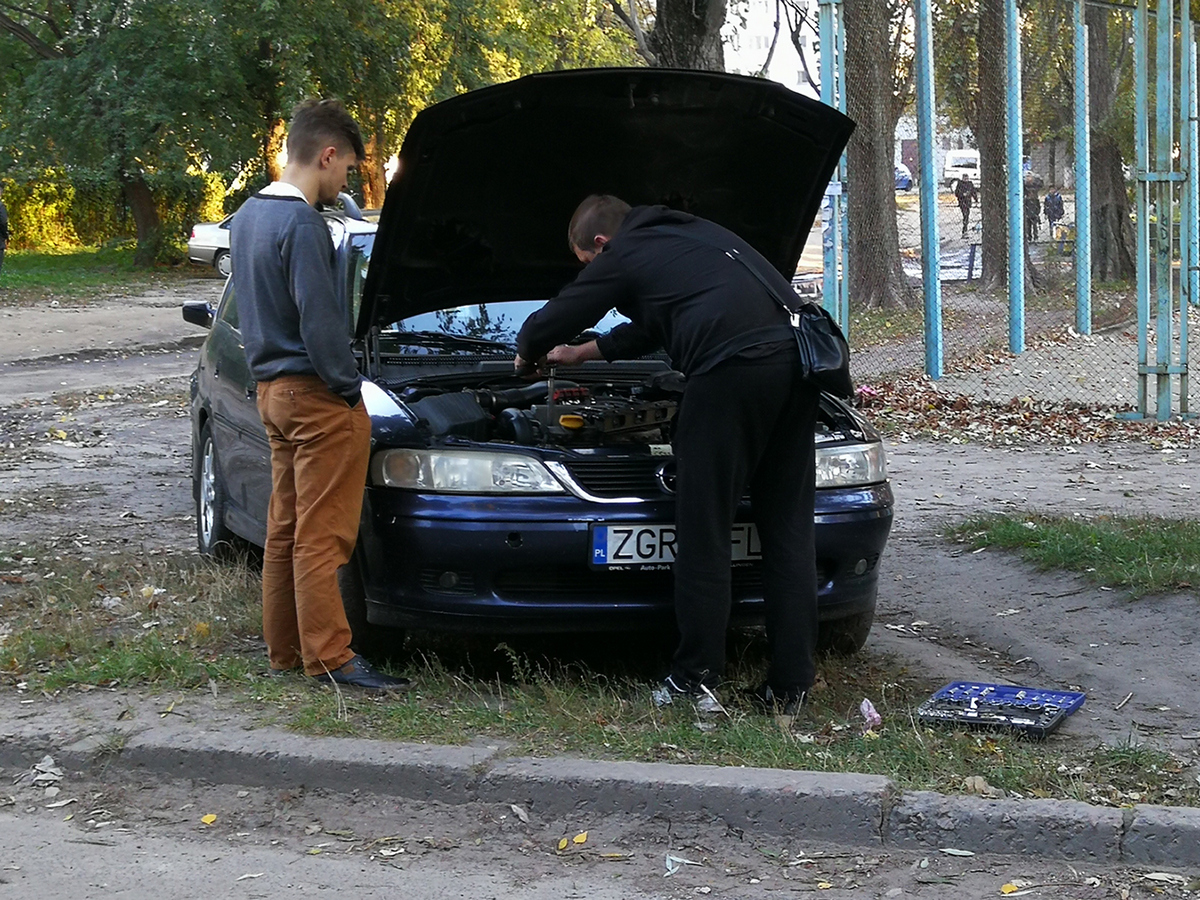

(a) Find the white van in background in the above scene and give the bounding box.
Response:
[942,149,981,189]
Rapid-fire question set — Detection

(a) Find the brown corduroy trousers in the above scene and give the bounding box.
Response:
[256,374,371,675]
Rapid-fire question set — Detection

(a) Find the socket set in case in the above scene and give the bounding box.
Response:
[916,681,1087,739]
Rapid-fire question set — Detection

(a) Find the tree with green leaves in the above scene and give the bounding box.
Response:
[2,0,250,263]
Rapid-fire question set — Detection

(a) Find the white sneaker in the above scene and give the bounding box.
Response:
[652,675,727,716]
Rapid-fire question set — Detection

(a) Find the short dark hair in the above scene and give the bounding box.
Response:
[286,99,366,165]
[567,194,631,252]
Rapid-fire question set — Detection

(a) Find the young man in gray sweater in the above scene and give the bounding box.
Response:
[231,99,408,691]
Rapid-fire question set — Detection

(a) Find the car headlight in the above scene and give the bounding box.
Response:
[815,442,887,488]
[370,448,565,494]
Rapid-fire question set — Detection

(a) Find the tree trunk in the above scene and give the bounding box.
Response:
[977,0,1008,290]
[264,117,286,182]
[844,0,913,308]
[361,130,387,209]
[648,0,727,70]
[119,172,163,267]
[1087,7,1136,281]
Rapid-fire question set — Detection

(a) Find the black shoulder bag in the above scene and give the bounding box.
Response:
[658,227,854,399]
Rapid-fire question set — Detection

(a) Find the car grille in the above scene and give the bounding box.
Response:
[419,569,478,596]
[561,457,669,498]
[493,566,766,601]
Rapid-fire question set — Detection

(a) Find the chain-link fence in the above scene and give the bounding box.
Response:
[810,0,1200,419]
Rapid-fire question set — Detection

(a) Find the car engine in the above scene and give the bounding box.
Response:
[398,371,685,446]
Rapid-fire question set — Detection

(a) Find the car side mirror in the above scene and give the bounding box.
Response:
[182,301,214,329]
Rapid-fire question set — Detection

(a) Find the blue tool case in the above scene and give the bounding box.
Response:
[916,682,1086,739]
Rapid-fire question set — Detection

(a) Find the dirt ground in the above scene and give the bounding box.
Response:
[1,278,1198,767]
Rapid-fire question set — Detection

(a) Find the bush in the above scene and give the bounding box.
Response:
[1,167,229,263]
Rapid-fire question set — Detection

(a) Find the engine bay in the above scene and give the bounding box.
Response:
[395,370,685,446]
[386,367,866,449]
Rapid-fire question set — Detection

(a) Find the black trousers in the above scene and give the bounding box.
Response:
[670,348,820,693]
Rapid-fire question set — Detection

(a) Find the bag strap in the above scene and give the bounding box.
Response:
[655,225,800,320]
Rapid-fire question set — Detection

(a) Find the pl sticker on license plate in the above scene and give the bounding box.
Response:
[591,523,761,569]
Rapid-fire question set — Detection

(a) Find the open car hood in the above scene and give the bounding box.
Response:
[358,67,854,335]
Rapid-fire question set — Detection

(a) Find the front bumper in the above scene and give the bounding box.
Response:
[357,483,894,633]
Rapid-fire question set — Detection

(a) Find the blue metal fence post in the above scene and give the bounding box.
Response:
[836,10,850,332]
[1190,36,1199,317]
[915,0,942,378]
[1073,0,1092,334]
[819,0,842,323]
[1134,0,1150,415]
[1181,10,1193,414]
[1154,0,1175,421]
[1005,0,1026,354]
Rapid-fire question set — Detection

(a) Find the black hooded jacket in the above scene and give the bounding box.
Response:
[516,206,798,377]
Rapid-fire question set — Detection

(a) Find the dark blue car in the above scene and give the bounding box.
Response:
[183,68,893,654]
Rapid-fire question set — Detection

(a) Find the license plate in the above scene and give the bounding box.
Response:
[590,523,761,569]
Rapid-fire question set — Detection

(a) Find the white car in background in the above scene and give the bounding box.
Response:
[942,148,981,190]
[187,215,233,277]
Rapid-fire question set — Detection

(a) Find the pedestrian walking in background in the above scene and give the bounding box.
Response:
[955,177,978,239]
[0,185,9,277]
[230,99,409,691]
[1025,189,1041,242]
[1043,188,1064,238]
[516,194,823,717]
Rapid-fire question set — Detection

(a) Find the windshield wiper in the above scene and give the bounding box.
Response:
[389,330,513,352]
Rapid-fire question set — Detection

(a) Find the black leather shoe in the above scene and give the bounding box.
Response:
[311,655,411,691]
[746,682,807,716]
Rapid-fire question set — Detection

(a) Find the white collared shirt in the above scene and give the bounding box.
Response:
[259,181,310,203]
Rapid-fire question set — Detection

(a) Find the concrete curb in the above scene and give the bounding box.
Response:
[3,718,1199,866]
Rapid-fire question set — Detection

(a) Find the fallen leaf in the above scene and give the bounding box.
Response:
[236,874,263,881]
[1002,885,1020,895]
[201,814,217,826]
[939,847,975,857]
[45,798,77,809]
[558,838,568,851]
[572,831,588,845]
[510,803,529,823]
[1142,873,1187,886]
[817,882,833,890]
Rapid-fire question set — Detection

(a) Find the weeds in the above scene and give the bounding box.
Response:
[3,544,1198,807]
[950,513,1200,597]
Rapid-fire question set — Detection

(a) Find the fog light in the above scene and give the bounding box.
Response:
[853,558,868,575]
[438,571,460,589]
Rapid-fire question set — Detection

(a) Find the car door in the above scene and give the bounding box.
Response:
[206,284,270,541]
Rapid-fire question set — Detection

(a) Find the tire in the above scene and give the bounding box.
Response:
[817,609,875,656]
[338,551,407,662]
[214,250,231,278]
[195,421,236,556]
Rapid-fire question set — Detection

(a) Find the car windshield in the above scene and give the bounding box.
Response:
[390,302,632,349]
[350,233,632,350]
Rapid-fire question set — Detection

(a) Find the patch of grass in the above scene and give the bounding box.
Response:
[3,544,1198,807]
[0,543,261,689]
[848,305,970,349]
[949,513,1200,597]
[0,245,212,305]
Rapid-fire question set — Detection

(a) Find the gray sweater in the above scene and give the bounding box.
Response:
[230,192,362,403]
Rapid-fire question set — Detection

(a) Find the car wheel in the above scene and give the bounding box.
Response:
[196,422,236,556]
[338,551,407,662]
[818,609,874,656]
[214,250,231,278]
